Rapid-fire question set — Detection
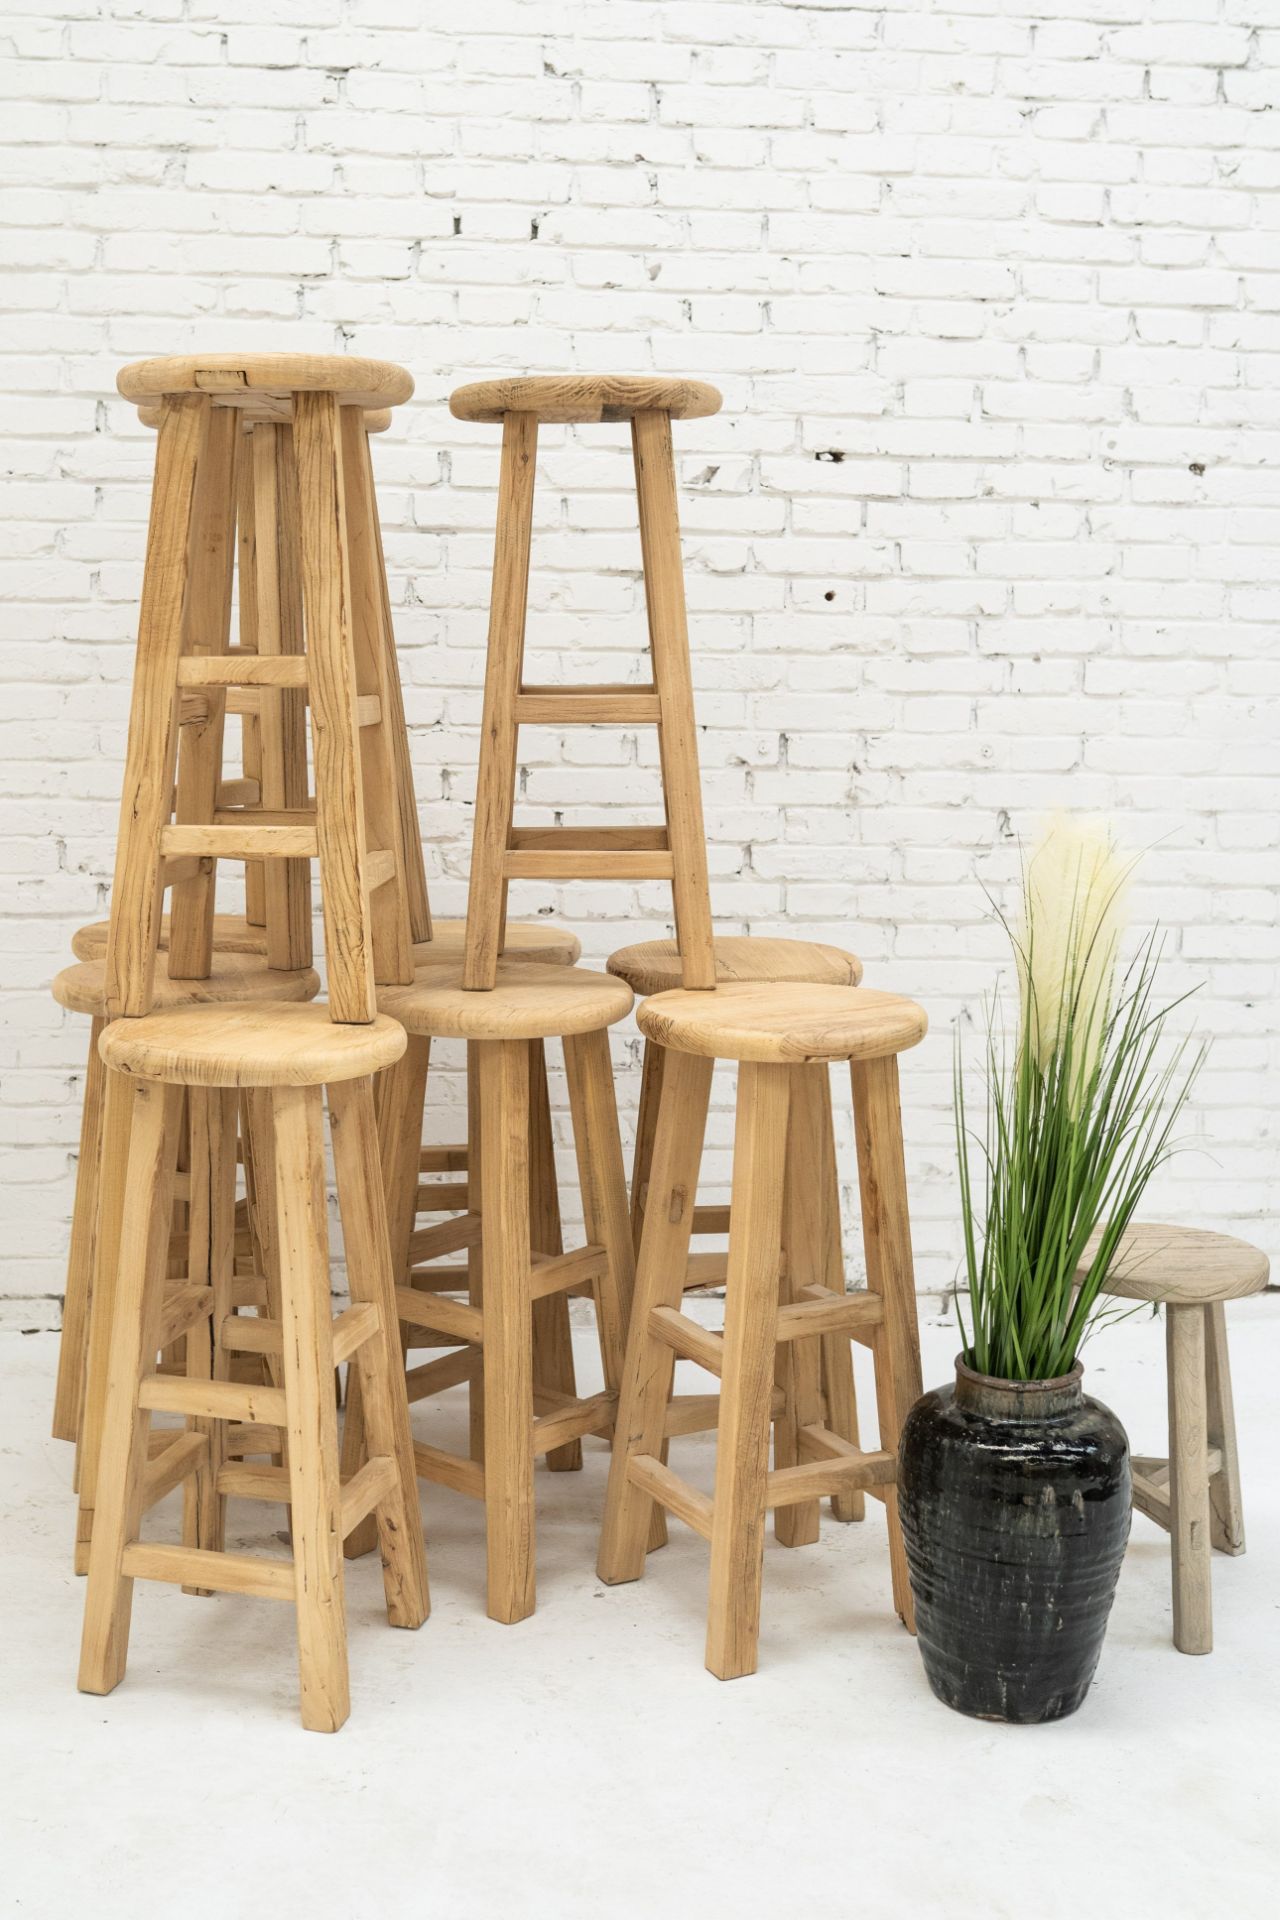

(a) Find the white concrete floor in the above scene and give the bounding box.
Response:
[3,1301,1278,1920]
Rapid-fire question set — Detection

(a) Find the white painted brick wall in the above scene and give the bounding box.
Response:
[2,1,1278,1329]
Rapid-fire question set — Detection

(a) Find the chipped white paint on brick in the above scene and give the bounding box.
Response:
[2,2,1277,1324]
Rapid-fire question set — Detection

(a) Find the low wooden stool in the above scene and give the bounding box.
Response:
[1088,1222,1269,1655]
[347,961,637,1623]
[598,982,927,1679]
[449,374,722,990]
[609,936,867,1538]
[79,1003,427,1733]
[49,955,318,1488]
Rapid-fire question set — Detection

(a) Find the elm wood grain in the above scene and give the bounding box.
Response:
[1085,1220,1270,1306]
[98,1002,407,1090]
[608,936,863,1001]
[637,982,928,1066]
[72,915,269,962]
[450,374,721,424]
[119,353,413,411]
[378,961,633,1041]
[50,1016,105,1444]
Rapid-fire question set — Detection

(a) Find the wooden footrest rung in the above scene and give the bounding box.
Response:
[529,1245,609,1301]
[691,1204,731,1235]
[364,848,396,895]
[120,1540,294,1601]
[663,1385,786,1437]
[224,1422,283,1457]
[794,1424,896,1505]
[340,1455,397,1539]
[159,823,319,860]
[407,1215,481,1264]
[777,1288,883,1342]
[532,1390,616,1456]
[405,1265,470,1294]
[395,1287,483,1345]
[413,1441,485,1500]
[770,1432,896,1508]
[416,1181,469,1213]
[420,1145,468,1174]
[514,685,662,725]
[503,847,675,881]
[220,1302,378,1367]
[405,1348,474,1404]
[139,1373,286,1427]
[649,1306,724,1376]
[627,1454,714,1541]
[157,1283,215,1349]
[176,654,308,688]
[142,1429,208,1509]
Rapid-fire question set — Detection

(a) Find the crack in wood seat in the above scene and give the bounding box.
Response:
[53,955,319,1018]
[378,961,633,1040]
[449,375,722,424]
[1087,1222,1270,1305]
[608,935,863,999]
[119,354,413,415]
[637,983,927,1065]
[99,1003,407,1089]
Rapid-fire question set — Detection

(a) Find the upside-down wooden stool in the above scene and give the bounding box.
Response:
[598,983,927,1679]
[79,1006,427,1732]
[78,353,433,1726]
[344,960,637,1623]
[609,936,867,1539]
[449,374,722,991]
[1087,1222,1269,1655]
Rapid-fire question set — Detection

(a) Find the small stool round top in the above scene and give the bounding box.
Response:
[637,982,927,1065]
[53,954,318,1020]
[412,918,581,971]
[449,375,722,425]
[118,354,413,411]
[378,961,633,1041]
[71,915,269,964]
[99,1003,406,1090]
[1085,1223,1270,1305]
[609,936,862,1000]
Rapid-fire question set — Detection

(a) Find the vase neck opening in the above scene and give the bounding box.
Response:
[954,1356,1084,1420]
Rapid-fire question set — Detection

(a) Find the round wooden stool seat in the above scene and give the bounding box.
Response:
[98,1002,406,1089]
[71,915,269,963]
[609,935,862,998]
[52,953,318,1018]
[118,353,412,412]
[637,982,927,1065]
[1088,1223,1270,1305]
[412,918,581,971]
[378,961,633,1041]
[449,374,722,424]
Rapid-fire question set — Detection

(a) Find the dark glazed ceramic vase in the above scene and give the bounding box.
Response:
[898,1358,1131,1724]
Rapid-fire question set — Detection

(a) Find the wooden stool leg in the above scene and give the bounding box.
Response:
[463,412,538,990]
[774,1066,825,1549]
[1205,1301,1245,1555]
[631,411,714,990]
[181,1091,235,1589]
[850,1055,923,1634]
[1168,1303,1212,1654]
[78,1082,183,1696]
[814,1068,864,1522]
[705,1063,791,1681]
[330,1076,429,1630]
[529,1038,582,1473]
[467,1040,486,1464]
[237,427,267,932]
[563,1028,636,1395]
[53,1018,106,1445]
[629,1038,665,1251]
[478,1040,536,1624]
[597,1051,714,1586]
[75,1068,136,1573]
[270,1084,350,1733]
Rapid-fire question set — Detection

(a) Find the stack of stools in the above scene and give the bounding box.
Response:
[61,353,432,1730]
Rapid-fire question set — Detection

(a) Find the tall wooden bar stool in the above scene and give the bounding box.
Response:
[79,1004,427,1733]
[50,955,318,1561]
[598,983,927,1680]
[449,374,722,991]
[345,961,637,1624]
[609,935,867,1539]
[1086,1222,1269,1655]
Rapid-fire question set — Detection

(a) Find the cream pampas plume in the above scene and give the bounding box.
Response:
[1016,813,1131,1095]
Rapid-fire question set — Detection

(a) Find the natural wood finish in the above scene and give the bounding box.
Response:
[627,1454,714,1540]
[71,915,268,962]
[119,353,413,410]
[98,1002,406,1090]
[53,953,317,1021]
[528,1036,580,1473]
[51,1017,106,1443]
[514,686,662,725]
[638,982,929,1066]
[413,1442,485,1501]
[650,1306,725,1377]
[1205,1302,1246,1555]
[73,1069,136,1571]
[120,1541,295,1601]
[1167,1304,1212,1655]
[479,1040,536,1623]
[379,961,633,1041]
[450,375,721,424]
[632,409,715,988]
[608,935,864,999]
[412,917,580,971]
[1089,1220,1270,1305]
[503,848,675,881]
[774,1065,827,1548]
[462,410,539,989]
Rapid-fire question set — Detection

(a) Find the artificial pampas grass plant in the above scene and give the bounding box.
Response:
[955,814,1202,1382]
